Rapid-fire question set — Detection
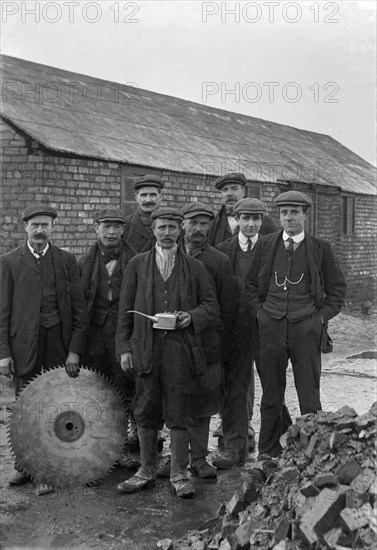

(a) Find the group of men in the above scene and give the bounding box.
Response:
[0,172,346,498]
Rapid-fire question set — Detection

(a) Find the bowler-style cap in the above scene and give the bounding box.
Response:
[214,172,247,190]
[181,202,215,219]
[134,175,164,191]
[234,198,267,216]
[22,203,57,222]
[274,191,313,207]
[95,208,126,224]
[150,207,183,222]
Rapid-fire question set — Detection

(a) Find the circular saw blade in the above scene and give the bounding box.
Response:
[8,367,128,488]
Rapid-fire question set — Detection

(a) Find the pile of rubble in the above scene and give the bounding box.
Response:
[161,403,377,550]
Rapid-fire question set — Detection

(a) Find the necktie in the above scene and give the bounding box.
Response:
[33,249,44,259]
[246,238,252,252]
[286,237,295,256]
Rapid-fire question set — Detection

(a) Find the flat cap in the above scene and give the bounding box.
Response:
[181,202,215,219]
[234,198,267,215]
[134,175,164,191]
[274,191,313,207]
[95,208,126,224]
[150,207,183,222]
[22,203,57,222]
[214,172,247,190]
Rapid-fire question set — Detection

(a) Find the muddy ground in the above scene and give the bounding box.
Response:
[0,310,376,550]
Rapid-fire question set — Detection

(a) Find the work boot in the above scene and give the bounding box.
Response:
[170,428,195,498]
[188,417,216,479]
[117,426,157,494]
[8,470,29,486]
[190,458,217,479]
[212,449,239,470]
[117,452,141,470]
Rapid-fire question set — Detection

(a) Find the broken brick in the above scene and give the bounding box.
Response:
[240,469,265,504]
[350,468,375,494]
[273,516,291,545]
[234,518,254,548]
[298,485,348,545]
[340,503,373,532]
[304,434,318,458]
[300,481,320,497]
[345,488,370,509]
[226,490,246,517]
[221,513,238,539]
[280,466,299,483]
[323,527,352,547]
[314,472,338,488]
[337,458,361,485]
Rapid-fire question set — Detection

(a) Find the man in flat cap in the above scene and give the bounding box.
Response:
[246,191,346,458]
[0,203,88,489]
[156,202,237,479]
[208,172,277,247]
[122,175,164,253]
[116,207,220,498]
[213,198,267,467]
[79,208,138,468]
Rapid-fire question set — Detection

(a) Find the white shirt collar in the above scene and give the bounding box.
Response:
[282,230,305,244]
[238,232,259,246]
[27,241,49,257]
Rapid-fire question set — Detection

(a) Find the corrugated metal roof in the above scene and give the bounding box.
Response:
[1,55,375,195]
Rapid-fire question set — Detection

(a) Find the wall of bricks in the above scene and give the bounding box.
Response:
[1,118,375,302]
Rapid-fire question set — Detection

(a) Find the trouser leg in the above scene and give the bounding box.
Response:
[257,314,290,457]
[288,315,322,415]
[135,426,158,480]
[170,428,190,482]
[222,347,251,463]
[188,416,211,461]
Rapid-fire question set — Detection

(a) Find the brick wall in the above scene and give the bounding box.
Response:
[1,118,376,302]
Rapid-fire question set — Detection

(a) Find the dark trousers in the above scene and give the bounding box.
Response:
[222,343,252,463]
[84,315,134,402]
[13,323,66,396]
[257,311,322,457]
[133,331,195,430]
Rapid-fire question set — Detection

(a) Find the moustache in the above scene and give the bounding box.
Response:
[225,197,236,203]
[144,202,156,206]
[34,233,46,238]
[192,232,205,237]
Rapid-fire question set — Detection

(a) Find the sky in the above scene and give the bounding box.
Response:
[1,0,376,167]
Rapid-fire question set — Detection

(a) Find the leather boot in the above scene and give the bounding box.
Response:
[117,427,157,493]
[188,417,217,479]
[170,429,195,498]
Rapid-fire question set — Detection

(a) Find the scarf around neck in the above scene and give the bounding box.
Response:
[155,243,177,281]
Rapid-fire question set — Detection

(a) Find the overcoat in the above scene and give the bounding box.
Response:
[245,230,347,323]
[116,248,220,376]
[0,243,88,376]
[208,205,277,247]
[122,211,155,253]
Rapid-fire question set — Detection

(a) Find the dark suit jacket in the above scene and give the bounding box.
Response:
[216,234,256,350]
[208,205,277,246]
[245,231,347,323]
[116,248,220,375]
[0,243,88,376]
[78,241,135,320]
[122,211,156,253]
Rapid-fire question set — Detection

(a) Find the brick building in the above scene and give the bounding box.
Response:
[1,55,376,302]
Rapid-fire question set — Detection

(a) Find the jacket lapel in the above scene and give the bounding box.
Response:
[20,243,40,274]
